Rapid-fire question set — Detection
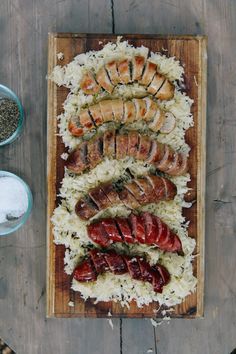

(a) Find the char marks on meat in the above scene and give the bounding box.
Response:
[73,249,170,293]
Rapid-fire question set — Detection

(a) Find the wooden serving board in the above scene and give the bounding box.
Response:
[47,33,207,318]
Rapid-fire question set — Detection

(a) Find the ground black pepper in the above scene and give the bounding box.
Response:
[0,98,20,142]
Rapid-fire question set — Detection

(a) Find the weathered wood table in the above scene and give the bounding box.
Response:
[0,1,236,353]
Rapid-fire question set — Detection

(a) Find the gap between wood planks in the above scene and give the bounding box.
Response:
[110,0,115,34]
[111,6,155,353]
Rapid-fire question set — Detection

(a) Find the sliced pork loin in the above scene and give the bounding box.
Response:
[87,211,183,253]
[68,97,175,137]
[73,249,170,293]
[80,56,175,101]
[75,175,177,220]
[66,130,188,176]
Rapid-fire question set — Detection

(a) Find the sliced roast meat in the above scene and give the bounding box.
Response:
[148,108,165,132]
[68,118,84,137]
[75,197,98,220]
[75,175,177,220]
[147,73,165,96]
[105,61,120,85]
[128,131,140,158]
[89,186,111,210]
[87,136,103,168]
[80,71,100,95]
[129,214,146,243]
[66,131,188,176]
[156,221,170,248]
[73,258,97,282]
[89,104,103,126]
[101,218,123,243]
[104,252,127,274]
[132,55,146,81]
[118,188,141,209]
[156,145,174,171]
[117,59,131,84]
[79,110,95,130]
[137,258,153,283]
[155,264,170,285]
[99,100,113,122]
[90,249,109,273]
[101,183,121,205]
[80,59,175,102]
[124,180,148,204]
[139,61,157,86]
[152,269,165,292]
[103,130,116,158]
[123,101,136,123]
[174,154,188,176]
[115,218,133,243]
[155,79,175,100]
[73,249,170,293]
[87,222,111,247]
[133,98,147,120]
[148,141,166,164]
[111,99,124,121]
[143,212,158,244]
[165,152,181,175]
[65,141,88,173]
[124,257,141,280]
[116,134,128,159]
[161,176,177,200]
[136,135,152,160]
[96,66,114,93]
[134,178,156,203]
[145,175,166,200]
[143,97,158,121]
[69,97,170,137]
[87,212,183,253]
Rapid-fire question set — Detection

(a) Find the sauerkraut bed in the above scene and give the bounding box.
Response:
[50,37,197,309]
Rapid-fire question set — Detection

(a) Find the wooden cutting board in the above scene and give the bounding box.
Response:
[47,33,207,318]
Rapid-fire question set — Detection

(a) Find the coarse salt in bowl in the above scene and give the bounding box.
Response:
[0,171,33,236]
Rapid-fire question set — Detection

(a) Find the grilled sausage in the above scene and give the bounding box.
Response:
[80,57,175,101]
[75,174,177,220]
[80,71,100,95]
[68,97,174,137]
[73,249,170,293]
[66,130,188,176]
[96,66,114,93]
[105,61,120,85]
[88,212,182,253]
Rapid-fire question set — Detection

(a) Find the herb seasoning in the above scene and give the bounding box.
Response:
[0,98,19,142]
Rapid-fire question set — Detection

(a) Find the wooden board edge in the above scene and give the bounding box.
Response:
[46,33,57,318]
[48,32,207,41]
[195,36,207,318]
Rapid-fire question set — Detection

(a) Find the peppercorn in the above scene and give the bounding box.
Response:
[0,98,20,142]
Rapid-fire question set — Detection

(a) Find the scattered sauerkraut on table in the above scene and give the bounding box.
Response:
[50,37,197,309]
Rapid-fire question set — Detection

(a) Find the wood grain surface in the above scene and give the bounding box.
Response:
[0,0,236,353]
[47,33,206,318]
